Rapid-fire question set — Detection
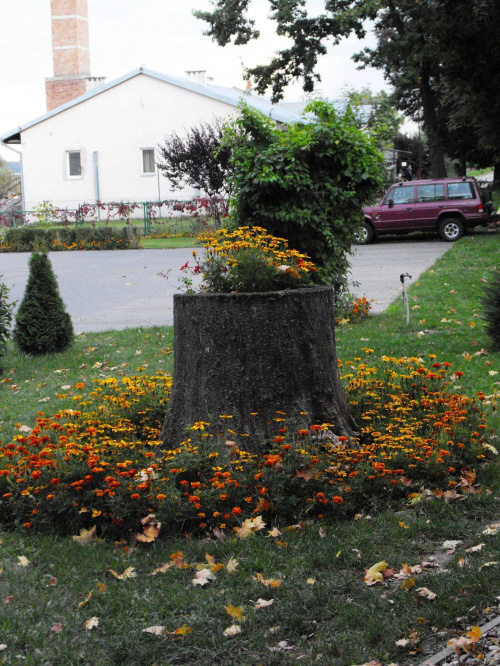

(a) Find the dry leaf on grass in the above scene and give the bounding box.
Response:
[225,604,245,621]
[223,625,242,637]
[416,587,437,600]
[77,590,93,609]
[85,617,99,630]
[466,543,486,553]
[253,572,282,588]
[192,568,216,586]
[72,526,98,545]
[17,556,30,567]
[226,557,239,574]
[108,566,137,580]
[364,560,389,585]
[255,598,274,609]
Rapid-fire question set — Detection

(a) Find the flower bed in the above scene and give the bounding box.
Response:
[0,225,141,252]
[0,355,494,540]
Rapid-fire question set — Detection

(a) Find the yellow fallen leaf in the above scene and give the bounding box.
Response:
[268,527,282,537]
[400,576,416,591]
[276,540,287,548]
[85,617,99,630]
[108,566,137,580]
[135,522,161,543]
[253,572,282,587]
[173,625,192,637]
[151,562,174,576]
[479,561,498,571]
[17,556,30,567]
[364,560,388,585]
[306,578,316,585]
[97,582,107,592]
[223,624,242,637]
[483,523,500,535]
[72,526,98,545]
[466,543,486,553]
[225,604,245,622]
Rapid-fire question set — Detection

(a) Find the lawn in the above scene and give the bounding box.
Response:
[0,233,499,665]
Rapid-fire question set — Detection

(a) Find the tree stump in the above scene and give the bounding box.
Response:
[160,285,357,451]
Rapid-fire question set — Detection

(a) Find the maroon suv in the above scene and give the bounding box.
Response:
[359,177,491,243]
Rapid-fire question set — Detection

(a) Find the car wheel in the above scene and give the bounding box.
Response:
[354,221,374,245]
[438,217,465,242]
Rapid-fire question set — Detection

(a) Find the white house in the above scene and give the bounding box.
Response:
[1,67,303,215]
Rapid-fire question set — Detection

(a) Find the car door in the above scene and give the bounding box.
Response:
[376,184,416,231]
[413,183,446,228]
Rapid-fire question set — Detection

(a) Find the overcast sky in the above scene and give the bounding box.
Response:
[0,0,390,162]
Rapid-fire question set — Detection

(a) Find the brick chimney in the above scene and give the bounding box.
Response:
[45,0,104,111]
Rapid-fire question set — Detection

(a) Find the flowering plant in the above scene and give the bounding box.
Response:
[177,226,317,293]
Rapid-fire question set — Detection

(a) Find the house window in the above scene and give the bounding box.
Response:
[67,151,82,178]
[142,148,156,174]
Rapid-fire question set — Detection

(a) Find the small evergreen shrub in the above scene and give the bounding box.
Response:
[14,252,74,355]
[0,279,15,372]
[483,268,500,350]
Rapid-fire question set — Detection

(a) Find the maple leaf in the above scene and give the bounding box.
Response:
[460,466,476,486]
[255,598,274,609]
[400,576,416,591]
[235,517,266,539]
[223,624,242,637]
[135,522,161,544]
[85,617,99,630]
[483,523,500,535]
[72,526,98,545]
[295,467,313,481]
[17,556,30,567]
[226,557,239,574]
[466,543,486,553]
[169,551,188,568]
[77,590,93,609]
[213,527,226,540]
[416,587,437,600]
[108,566,137,580]
[254,497,273,512]
[447,626,481,654]
[268,527,282,537]
[396,638,409,647]
[479,561,498,571]
[51,623,63,632]
[253,572,282,587]
[225,604,245,622]
[192,568,216,586]
[173,625,192,637]
[97,582,107,592]
[364,560,389,585]
[442,539,462,552]
[151,562,174,576]
[306,578,316,585]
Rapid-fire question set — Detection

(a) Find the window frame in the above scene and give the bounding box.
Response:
[141,148,156,176]
[66,150,83,179]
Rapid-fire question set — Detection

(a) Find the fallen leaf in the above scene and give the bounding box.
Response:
[143,626,167,637]
[85,617,99,630]
[276,540,287,548]
[483,523,500,535]
[97,582,107,592]
[268,527,282,537]
[72,526,98,545]
[17,556,30,567]
[77,590,93,609]
[173,625,191,637]
[169,551,188,568]
[479,561,498,571]
[364,560,389,585]
[51,623,63,632]
[151,562,174,576]
[416,587,437,600]
[253,572,282,588]
[319,528,327,538]
[400,576,416,591]
[225,604,245,622]
[135,522,161,543]
[466,543,486,553]
[223,624,241,637]
[108,566,137,580]
[0,644,6,651]
[255,598,274,609]
[213,527,226,540]
[396,638,409,647]
[192,568,216,587]
[226,557,239,574]
[306,578,316,585]
[442,539,462,552]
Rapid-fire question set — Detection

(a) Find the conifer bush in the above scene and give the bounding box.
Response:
[14,252,74,355]
[0,279,15,372]
[483,268,500,350]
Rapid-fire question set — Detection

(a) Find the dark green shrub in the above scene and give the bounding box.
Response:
[0,279,15,372]
[14,252,74,355]
[483,268,500,350]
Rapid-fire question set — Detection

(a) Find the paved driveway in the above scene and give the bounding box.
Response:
[0,239,450,332]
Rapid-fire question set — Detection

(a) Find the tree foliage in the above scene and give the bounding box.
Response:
[195,0,500,177]
[14,252,74,356]
[224,101,384,290]
[0,279,15,373]
[157,118,233,223]
[0,155,20,199]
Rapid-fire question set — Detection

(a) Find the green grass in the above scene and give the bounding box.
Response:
[1,234,500,664]
[140,236,200,249]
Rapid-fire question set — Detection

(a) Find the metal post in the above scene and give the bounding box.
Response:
[400,273,412,325]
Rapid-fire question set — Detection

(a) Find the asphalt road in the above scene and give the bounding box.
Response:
[0,239,451,333]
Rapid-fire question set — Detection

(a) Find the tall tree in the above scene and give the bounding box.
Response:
[195,0,500,178]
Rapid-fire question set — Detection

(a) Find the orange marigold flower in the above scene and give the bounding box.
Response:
[50,478,60,485]
[333,496,343,503]
[156,494,167,501]
[31,470,41,479]
[130,493,141,499]
[46,494,55,500]
[231,506,242,515]
[23,522,31,528]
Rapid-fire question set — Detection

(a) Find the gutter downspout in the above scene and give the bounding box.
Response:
[1,139,25,213]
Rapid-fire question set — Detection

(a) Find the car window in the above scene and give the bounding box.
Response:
[417,184,445,202]
[389,186,414,205]
[447,182,474,200]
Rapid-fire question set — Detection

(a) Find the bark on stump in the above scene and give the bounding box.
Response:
[160,285,357,451]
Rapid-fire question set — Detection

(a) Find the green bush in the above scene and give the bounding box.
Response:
[13,252,74,355]
[483,267,500,350]
[0,279,15,372]
[224,100,384,291]
[1,225,141,252]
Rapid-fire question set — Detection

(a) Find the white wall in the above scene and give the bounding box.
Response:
[21,73,238,213]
